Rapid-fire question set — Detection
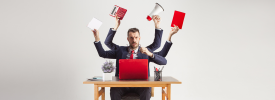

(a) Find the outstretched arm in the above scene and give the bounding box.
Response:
[149,54,167,65]
[139,47,167,65]
[154,41,172,57]
[146,15,163,51]
[104,15,120,50]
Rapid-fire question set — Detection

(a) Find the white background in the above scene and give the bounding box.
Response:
[1,0,275,100]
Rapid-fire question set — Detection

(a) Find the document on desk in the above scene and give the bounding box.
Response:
[88,79,102,81]
[87,17,102,30]
[87,76,103,81]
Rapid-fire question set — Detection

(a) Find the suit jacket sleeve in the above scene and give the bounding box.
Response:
[104,28,120,50]
[146,29,163,51]
[149,54,167,65]
[94,41,117,59]
[154,41,173,57]
[147,48,167,65]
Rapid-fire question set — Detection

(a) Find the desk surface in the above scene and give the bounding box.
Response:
[83,76,181,84]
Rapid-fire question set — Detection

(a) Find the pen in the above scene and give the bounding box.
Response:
[160,66,164,71]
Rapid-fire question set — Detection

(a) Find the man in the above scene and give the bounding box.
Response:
[92,29,166,100]
[105,15,179,58]
[92,24,179,100]
[105,15,162,51]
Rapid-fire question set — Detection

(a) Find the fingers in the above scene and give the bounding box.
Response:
[153,15,156,19]
[157,15,160,20]
[156,15,160,21]
[115,15,121,20]
[153,15,160,21]
[139,47,147,54]
[172,24,179,30]
[139,48,143,54]
[92,29,96,33]
[92,29,99,35]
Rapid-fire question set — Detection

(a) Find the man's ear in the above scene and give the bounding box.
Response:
[127,37,129,41]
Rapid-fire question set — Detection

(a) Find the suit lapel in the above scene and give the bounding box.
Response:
[121,47,128,59]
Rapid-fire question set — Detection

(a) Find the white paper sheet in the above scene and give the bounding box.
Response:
[87,17,102,30]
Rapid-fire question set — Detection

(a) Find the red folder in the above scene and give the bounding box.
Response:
[171,10,185,29]
[119,59,148,80]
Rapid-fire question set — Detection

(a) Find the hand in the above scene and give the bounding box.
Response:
[168,25,179,41]
[139,47,153,57]
[152,15,161,29]
[169,24,179,36]
[113,15,121,31]
[92,29,100,42]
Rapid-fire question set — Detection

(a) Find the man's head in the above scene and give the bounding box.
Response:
[127,28,140,50]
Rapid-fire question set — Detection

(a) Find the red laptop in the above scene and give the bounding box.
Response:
[119,59,148,80]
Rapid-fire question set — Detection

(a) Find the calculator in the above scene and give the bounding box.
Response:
[109,5,127,20]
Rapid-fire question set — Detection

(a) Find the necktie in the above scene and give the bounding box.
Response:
[130,50,134,59]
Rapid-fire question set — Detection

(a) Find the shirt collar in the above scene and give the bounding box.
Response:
[129,46,139,53]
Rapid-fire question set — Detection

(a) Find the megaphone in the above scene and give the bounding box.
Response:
[147,3,164,21]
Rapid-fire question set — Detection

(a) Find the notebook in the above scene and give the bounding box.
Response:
[109,5,127,20]
[171,10,186,29]
[119,59,148,80]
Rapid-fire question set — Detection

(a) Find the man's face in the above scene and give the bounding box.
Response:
[127,32,140,49]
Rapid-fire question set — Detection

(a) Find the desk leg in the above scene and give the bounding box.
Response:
[94,84,98,100]
[101,87,105,100]
[167,84,171,100]
[162,87,166,100]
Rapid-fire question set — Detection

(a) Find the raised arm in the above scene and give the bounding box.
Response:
[104,15,120,50]
[146,15,163,51]
[104,28,120,50]
[154,25,179,57]
[93,29,117,59]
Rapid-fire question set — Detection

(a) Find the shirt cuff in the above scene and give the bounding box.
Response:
[112,28,116,31]
[166,40,172,43]
[94,41,100,43]
[151,54,155,58]
[156,28,162,30]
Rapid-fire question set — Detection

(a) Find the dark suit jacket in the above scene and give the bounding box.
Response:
[104,28,173,58]
[104,28,163,51]
[94,41,171,76]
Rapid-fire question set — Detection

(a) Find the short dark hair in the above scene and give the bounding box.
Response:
[127,28,140,36]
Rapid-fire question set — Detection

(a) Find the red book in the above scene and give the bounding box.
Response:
[109,5,127,20]
[171,10,186,29]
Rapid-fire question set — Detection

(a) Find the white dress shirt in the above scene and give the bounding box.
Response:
[126,47,139,59]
